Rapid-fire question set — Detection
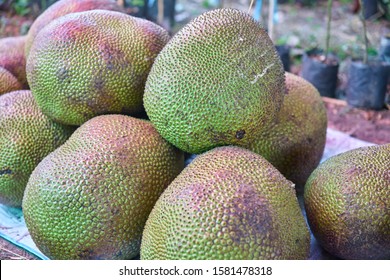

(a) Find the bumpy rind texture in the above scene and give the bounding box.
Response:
[304,144,390,259]
[0,67,23,95]
[0,36,28,88]
[0,90,74,207]
[27,10,170,126]
[143,8,286,154]
[25,0,125,57]
[22,115,185,260]
[141,146,310,260]
[249,73,327,191]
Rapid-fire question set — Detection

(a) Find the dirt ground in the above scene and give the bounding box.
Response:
[0,0,389,260]
[323,97,390,144]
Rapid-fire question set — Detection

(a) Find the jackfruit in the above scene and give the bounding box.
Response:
[0,67,23,96]
[249,72,327,191]
[25,0,125,57]
[304,144,390,259]
[143,8,286,154]
[0,36,28,88]
[26,9,170,126]
[141,146,310,260]
[0,90,74,207]
[22,114,184,260]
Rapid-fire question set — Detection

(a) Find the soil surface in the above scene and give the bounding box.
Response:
[323,97,390,144]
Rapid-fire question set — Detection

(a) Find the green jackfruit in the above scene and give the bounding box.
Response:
[0,36,28,88]
[304,144,390,259]
[143,8,286,154]
[27,9,170,126]
[25,0,125,57]
[249,72,327,191]
[0,90,74,207]
[0,67,23,96]
[22,115,184,259]
[141,146,310,260]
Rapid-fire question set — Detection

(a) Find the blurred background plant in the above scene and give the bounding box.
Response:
[0,0,57,15]
[12,0,31,16]
[0,0,389,84]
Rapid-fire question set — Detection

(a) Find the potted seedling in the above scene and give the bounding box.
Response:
[146,0,176,29]
[346,0,390,110]
[301,0,339,98]
[275,37,291,72]
[250,0,291,71]
[362,0,379,19]
[117,0,148,18]
[270,0,291,72]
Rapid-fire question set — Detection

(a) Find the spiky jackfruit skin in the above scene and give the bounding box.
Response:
[0,67,23,95]
[25,0,125,57]
[0,36,28,88]
[249,73,327,191]
[27,10,170,126]
[0,90,74,207]
[143,8,285,154]
[141,146,310,260]
[22,115,184,260]
[304,144,390,260]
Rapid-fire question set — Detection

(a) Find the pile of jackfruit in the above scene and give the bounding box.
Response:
[0,0,389,260]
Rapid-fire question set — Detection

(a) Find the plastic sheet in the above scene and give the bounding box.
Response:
[362,0,379,19]
[0,128,375,260]
[346,60,390,110]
